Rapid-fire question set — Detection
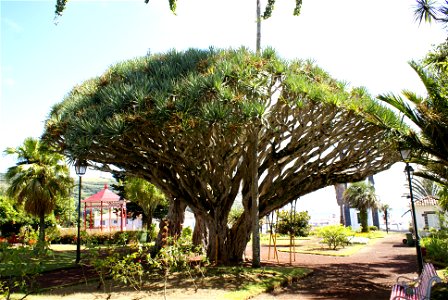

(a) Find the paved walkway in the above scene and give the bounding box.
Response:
[252,232,417,299]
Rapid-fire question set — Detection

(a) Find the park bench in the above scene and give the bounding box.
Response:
[389,263,442,300]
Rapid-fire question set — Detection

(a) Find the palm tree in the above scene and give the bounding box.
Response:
[343,181,379,233]
[380,204,391,233]
[412,177,440,201]
[377,54,448,186]
[414,0,448,26]
[4,138,73,245]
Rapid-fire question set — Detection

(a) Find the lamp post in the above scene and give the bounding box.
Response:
[74,160,87,264]
[399,148,423,274]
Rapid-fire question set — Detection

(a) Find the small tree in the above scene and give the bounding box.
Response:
[124,177,167,230]
[344,181,379,233]
[276,210,311,237]
[316,224,354,250]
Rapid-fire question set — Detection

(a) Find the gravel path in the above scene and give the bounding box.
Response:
[251,232,417,299]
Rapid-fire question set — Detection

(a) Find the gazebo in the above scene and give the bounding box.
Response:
[81,184,128,232]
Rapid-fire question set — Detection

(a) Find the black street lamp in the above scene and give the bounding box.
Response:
[399,148,424,274]
[74,160,87,264]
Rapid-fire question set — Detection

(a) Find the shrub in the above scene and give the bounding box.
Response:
[421,236,448,265]
[18,225,38,245]
[276,210,311,237]
[316,224,354,250]
[368,225,378,231]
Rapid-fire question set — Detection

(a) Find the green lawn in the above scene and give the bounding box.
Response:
[264,231,387,257]
[0,245,77,277]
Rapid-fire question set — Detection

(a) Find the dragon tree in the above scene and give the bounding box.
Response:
[44,47,403,263]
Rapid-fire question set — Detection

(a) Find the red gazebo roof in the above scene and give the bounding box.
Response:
[82,184,125,203]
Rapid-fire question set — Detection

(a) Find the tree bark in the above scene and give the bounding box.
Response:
[192,212,208,250]
[204,208,253,264]
[39,213,46,245]
[154,198,187,253]
[360,209,368,233]
[250,130,260,267]
[334,183,347,225]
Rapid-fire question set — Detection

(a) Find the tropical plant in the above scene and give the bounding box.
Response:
[43,48,403,263]
[276,210,311,237]
[0,194,23,233]
[0,244,44,299]
[380,203,391,233]
[344,181,379,233]
[438,185,448,211]
[377,43,448,186]
[4,138,73,245]
[412,177,441,201]
[124,177,167,230]
[414,0,448,27]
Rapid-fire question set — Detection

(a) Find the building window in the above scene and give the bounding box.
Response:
[423,211,438,229]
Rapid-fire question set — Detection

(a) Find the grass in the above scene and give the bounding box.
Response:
[268,230,387,257]
[0,246,77,277]
[219,266,311,300]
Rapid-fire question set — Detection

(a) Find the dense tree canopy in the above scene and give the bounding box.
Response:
[44,47,403,262]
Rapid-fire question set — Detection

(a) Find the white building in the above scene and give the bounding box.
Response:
[414,196,444,231]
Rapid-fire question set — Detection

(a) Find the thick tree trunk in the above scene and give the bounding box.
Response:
[206,209,253,264]
[154,198,187,253]
[192,212,208,250]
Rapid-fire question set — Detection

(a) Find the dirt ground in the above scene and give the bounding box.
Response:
[27,232,419,299]
[252,232,417,299]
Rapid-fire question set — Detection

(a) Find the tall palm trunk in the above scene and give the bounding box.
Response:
[334,183,347,225]
[368,175,380,228]
[359,209,368,233]
[39,213,46,245]
[250,0,261,268]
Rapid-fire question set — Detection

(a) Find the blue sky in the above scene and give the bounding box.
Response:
[1,0,446,225]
